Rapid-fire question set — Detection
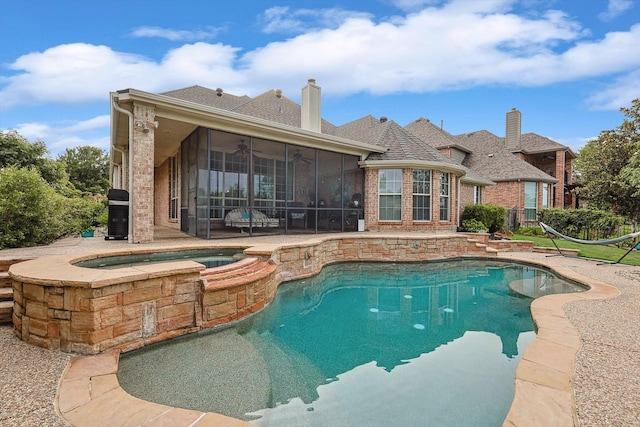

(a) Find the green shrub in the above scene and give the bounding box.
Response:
[0,166,67,248]
[0,166,109,248]
[461,219,487,232]
[461,204,507,233]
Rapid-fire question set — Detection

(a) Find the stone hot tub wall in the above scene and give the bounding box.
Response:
[10,234,530,355]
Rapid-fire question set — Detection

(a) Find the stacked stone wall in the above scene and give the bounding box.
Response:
[11,235,532,355]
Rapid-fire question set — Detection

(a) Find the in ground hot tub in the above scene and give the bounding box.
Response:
[74,248,246,269]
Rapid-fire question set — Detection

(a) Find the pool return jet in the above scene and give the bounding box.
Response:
[539,222,640,265]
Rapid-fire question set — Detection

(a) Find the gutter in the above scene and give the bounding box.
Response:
[111,94,134,243]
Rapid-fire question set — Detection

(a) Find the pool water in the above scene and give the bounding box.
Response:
[74,248,245,269]
[117,260,585,426]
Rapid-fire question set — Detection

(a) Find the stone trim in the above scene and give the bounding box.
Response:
[11,234,504,355]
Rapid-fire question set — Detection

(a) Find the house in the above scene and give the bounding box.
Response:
[109,79,573,242]
[451,108,576,227]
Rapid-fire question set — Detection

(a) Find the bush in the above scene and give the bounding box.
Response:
[461,219,487,232]
[461,204,507,233]
[537,208,624,239]
[61,196,107,234]
[0,166,67,248]
[0,166,109,248]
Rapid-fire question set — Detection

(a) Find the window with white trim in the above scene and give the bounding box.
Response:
[169,154,178,220]
[524,182,537,220]
[412,169,431,221]
[379,169,402,221]
[440,172,450,221]
[473,185,482,204]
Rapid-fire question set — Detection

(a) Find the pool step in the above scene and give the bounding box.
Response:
[0,285,12,301]
[0,300,12,324]
[0,258,31,325]
[201,257,276,288]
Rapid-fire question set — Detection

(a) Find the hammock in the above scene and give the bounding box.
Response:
[539,222,640,264]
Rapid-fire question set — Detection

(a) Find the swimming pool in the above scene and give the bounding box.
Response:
[118,259,584,426]
[74,248,246,269]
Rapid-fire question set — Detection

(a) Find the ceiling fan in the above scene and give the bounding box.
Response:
[233,140,260,156]
[291,149,312,164]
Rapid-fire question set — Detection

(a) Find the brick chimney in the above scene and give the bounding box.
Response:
[506,108,521,150]
[301,79,321,133]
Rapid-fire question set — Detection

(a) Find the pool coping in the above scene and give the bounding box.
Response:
[52,251,621,427]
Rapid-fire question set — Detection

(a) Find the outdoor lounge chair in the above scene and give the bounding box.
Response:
[539,222,640,264]
[225,208,279,229]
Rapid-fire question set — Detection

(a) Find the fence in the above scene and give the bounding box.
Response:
[506,207,636,242]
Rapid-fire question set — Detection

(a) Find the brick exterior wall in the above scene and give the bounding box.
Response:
[154,154,180,230]
[484,181,522,209]
[460,183,475,209]
[363,168,458,232]
[11,234,534,354]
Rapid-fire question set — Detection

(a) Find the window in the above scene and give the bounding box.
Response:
[440,172,450,221]
[169,154,178,220]
[379,169,402,221]
[412,169,431,221]
[524,182,537,220]
[473,186,482,204]
[542,183,549,208]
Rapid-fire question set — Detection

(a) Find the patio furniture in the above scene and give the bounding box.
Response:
[539,222,640,264]
[225,208,280,229]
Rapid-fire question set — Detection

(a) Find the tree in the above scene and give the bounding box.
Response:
[575,99,640,230]
[57,146,109,194]
[0,130,68,189]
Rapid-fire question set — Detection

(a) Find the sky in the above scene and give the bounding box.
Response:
[1,0,639,157]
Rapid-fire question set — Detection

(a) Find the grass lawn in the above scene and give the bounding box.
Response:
[511,233,640,267]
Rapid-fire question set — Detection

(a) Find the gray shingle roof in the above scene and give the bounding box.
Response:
[160,84,562,185]
[466,150,557,183]
[161,85,250,110]
[520,133,576,158]
[405,118,470,153]
[365,120,458,164]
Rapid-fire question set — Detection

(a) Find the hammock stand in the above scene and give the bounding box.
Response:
[539,222,640,265]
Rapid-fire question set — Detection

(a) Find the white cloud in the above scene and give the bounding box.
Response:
[0,42,240,109]
[259,6,373,34]
[0,1,639,109]
[11,115,111,155]
[387,0,447,12]
[131,26,222,41]
[599,0,633,22]
[586,68,640,110]
[554,136,595,153]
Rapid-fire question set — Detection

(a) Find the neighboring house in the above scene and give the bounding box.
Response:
[109,80,573,242]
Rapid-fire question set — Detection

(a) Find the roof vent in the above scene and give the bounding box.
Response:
[275,89,282,98]
[215,88,223,97]
[380,116,388,123]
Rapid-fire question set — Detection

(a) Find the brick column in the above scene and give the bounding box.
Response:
[432,172,441,222]
[364,169,378,230]
[554,150,565,208]
[401,168,413,226]
[132,104,156,243]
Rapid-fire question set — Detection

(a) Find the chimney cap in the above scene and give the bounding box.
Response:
[308,78,316,84]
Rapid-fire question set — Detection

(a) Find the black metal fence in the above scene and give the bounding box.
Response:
[505,207,635,241]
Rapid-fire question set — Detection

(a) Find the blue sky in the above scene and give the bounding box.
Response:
[1,0,639,156]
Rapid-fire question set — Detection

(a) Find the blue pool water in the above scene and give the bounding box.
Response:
[117,260,585,426]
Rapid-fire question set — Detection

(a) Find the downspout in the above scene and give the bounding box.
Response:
[111,97,134,243]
